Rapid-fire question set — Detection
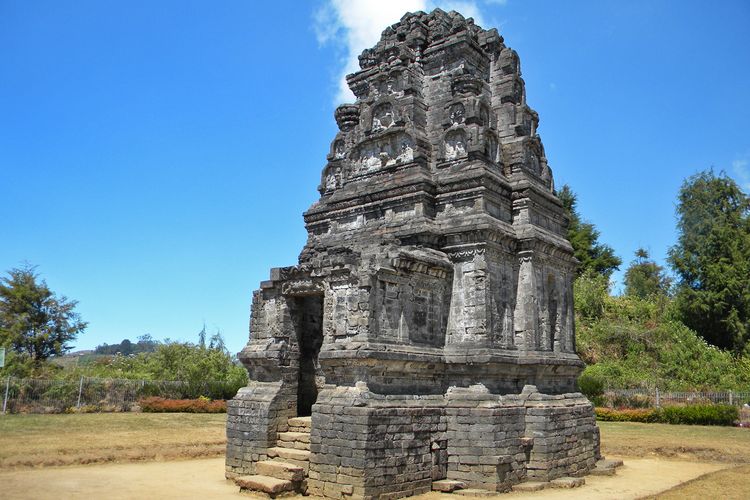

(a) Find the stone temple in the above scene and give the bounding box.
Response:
[227,9,603,499]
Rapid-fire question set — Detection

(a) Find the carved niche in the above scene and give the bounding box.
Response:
[444,129,467,160]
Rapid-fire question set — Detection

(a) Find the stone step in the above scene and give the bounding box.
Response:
[277,432,310,450]
[454,488,497,497]
[599,458,624,469]
[278,431,311,444]
[511,482,548,492]
[589,464,617,476]
[432,480,466,493]
[288,416,311,432]
[550,477,585,488]
[589,458,624,476]
[256,460,306,481]
[267,446,311,465]
[234,475,294,497]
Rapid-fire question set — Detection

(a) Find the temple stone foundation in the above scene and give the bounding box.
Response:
[227,8,601,499]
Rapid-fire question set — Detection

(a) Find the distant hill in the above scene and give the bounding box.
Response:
[94,338,159,356]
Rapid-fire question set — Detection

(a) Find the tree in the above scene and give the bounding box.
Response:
[198,323,207,349]
[623,248,672,299]
[0,265,87,364]
[668,170,750,353]
[558,185,622,278]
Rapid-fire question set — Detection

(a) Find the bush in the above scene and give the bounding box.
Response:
[578,371,605,406]
[138,396,226,413]
[595,404,739,426]
[595,407,657,423]
[656,404,738,426]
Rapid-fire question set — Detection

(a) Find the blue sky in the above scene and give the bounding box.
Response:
[1,0,749,353]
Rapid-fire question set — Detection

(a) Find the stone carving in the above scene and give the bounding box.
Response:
[449,103,465,124]
[334,104,359,132]
[354,132,414,174]
[227,9,600,499]
[371,102,394,131]
[444,129,467,159]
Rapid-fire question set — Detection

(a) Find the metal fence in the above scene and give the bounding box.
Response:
[1,377,242,414]
[602,388,750,408]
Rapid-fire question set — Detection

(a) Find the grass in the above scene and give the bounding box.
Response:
[649,465,750,500]
[0,412,227,469]
[599,420,750,463]
[599,421,750,499]
[2,413,750,497]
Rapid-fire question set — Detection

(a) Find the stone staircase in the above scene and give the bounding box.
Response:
[234,417,312,498]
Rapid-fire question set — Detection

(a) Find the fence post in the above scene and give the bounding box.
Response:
[729,391,733,406]
[2,376,10,414]
[76,376,84,408]
[655,387,661,408]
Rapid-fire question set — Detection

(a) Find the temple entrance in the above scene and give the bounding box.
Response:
[291,294,324,417]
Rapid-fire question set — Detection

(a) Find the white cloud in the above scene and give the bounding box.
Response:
[732,158,750,192]
[484,0,508,5]
[314,0,493,104]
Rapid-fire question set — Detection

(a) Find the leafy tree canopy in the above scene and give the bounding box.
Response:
[94,336,159,356]
[668,170,750,353]
[623,248,672,300]
[558,185,622,278]
[0,265,87,368]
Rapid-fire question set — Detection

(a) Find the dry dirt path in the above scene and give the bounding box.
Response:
[0,456,726,499]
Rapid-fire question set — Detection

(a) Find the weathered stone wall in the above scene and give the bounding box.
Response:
[226,381,286,477]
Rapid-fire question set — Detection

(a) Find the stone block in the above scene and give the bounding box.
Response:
[550,476,585,488]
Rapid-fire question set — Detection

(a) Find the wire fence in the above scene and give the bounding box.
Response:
[601,388,750,409]
[1,377,242,414]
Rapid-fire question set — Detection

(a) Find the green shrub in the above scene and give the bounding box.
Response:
[578,371,605,405]
[655,404,738,426]
[138,396,226,413]
[595,404,738,426]
[595,407,657,423]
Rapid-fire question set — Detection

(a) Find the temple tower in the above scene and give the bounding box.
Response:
[226,9,600,499]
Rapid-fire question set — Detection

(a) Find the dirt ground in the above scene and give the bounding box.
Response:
[0,456,727,500]
[2,415,748,498]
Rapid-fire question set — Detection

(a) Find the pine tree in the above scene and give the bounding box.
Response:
[623,248,672,299]
[668,170,750,353]
[0,265,87,363]
[558,185,622,278]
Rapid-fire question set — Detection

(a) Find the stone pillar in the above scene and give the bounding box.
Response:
[446,250,491,346]
[514,252,539,350]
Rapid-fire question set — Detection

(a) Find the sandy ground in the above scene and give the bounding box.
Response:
[0,456,726,500]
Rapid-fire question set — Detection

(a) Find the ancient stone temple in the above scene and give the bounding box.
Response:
[227,9,603,499]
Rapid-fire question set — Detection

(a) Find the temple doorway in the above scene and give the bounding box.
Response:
[291,294,324,417]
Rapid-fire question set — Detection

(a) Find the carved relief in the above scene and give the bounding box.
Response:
[333,140,346,160]
[479,104,490,127]
[372,102,394,131]
[530,152,541,175]
[449,103,465,125]
[334,104,360,132]
[484,133,498,164]
[354,132,414,174]
[444,129,467,160]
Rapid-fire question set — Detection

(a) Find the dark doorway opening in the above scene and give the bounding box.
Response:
[291,295,324,417]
